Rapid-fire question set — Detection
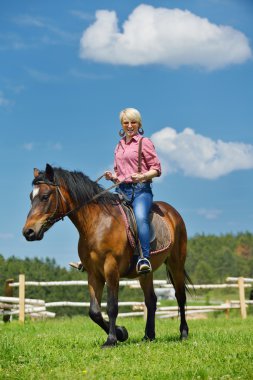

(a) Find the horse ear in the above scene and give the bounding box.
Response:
[45,163,54,183]
[34,168,40,178]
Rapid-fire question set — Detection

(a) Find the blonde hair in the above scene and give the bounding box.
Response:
[119,108,142,127]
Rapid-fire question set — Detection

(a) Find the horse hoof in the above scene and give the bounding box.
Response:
[180,330,188,340]
[101,342,117,349]
[116,326,128,342]
[142,335,155,342]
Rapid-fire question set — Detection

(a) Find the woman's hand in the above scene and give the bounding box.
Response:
[104,171,118,182]
[131,169,158,183]
[131,173,146,183]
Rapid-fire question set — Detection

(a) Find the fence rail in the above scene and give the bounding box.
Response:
[226,277,253,283]
[8,280,251,289]
[1,275,252,322]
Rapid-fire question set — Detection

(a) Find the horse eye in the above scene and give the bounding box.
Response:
[41,194,50,201]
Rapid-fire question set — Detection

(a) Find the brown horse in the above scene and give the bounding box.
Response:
[23,164,190,347]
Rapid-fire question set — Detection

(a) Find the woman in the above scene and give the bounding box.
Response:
[105,108,161,274]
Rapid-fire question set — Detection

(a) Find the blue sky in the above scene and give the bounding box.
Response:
[1,0,253,267]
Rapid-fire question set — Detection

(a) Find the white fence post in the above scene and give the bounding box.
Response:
[143,304,147,321]
[238,277,247,319]
[19,274,25,323]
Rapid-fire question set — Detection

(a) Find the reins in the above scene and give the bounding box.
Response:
[62,176,127,219]
[40,175,131,229]
[40,137,144,229]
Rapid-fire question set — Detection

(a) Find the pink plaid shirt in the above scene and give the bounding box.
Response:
[114,134,161,182]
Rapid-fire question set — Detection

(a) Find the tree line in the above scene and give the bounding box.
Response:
[1,232,253,315]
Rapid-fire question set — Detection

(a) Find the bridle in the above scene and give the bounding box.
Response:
[35,180,67,232]
[36,175,129,232]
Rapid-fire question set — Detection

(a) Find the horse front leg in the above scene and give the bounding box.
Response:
[101,282,118,348]
[139,272,157,341]
[102,258,119,348]
[88,271,128,347]
[102,256,129,348]
[88,274,109,334]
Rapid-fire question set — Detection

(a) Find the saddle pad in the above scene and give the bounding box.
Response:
[118,203,171,256]
[150,210,171,255]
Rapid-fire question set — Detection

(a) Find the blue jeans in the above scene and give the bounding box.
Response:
[117,182,153,258]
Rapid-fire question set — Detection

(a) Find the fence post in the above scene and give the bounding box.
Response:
[238,277,247,319]
[3,279,14,322]
[19,274,25,323]
[225,300,230,320]
[143,304,147,321]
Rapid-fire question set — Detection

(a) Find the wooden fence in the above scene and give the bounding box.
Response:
[1,275,252,323]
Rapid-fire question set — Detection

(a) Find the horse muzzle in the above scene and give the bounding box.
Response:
[22,225,45,241]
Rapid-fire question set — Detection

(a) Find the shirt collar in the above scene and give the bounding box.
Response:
[122,133,141,145]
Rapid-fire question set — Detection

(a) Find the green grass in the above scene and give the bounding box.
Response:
[0,316,253,380]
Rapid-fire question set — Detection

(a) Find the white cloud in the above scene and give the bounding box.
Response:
[69,68,111,80]
[8,84,25,94]
[197,208,222,220]
[151,127,253,179]
[0,33,31,51]
[80,4,252,70]
[23,142,34,151]
[14,15,78,45]
[49,142,63,151]
[70,10,94,21]
[22,142,62,151]
[26,68,59,82]
[14,15,45,28]
[0,91,11,107]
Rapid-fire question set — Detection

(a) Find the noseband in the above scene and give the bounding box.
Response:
[34,181,67,231]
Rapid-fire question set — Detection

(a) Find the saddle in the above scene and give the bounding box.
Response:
[118,198,171,256]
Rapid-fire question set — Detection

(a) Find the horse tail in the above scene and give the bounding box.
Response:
[165,265,175,287]
[165,263,195,296]
[183,269,195,296]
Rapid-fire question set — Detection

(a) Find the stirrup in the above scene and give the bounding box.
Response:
[136,258,152,275]
[69,261,84,272]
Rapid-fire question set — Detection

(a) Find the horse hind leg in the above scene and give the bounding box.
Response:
[166,263,189,340]
[139,272,157,341]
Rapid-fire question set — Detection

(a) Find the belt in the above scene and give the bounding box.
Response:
[120,181,151,187]
[120,182,137,187]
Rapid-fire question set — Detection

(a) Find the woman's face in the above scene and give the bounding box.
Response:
[121,115,140,139]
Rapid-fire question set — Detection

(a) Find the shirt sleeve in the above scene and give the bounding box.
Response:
[142,137,162,176]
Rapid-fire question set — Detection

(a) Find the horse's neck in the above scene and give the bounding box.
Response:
[68,203,104,235]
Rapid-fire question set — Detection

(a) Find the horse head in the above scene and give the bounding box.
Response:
[22,163,67,241]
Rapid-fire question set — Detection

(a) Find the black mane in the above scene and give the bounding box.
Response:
[33,167,118,207]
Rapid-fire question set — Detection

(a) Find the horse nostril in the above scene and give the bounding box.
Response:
[23,228,36,240]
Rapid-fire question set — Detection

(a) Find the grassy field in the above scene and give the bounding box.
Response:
[0,315,253,380]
